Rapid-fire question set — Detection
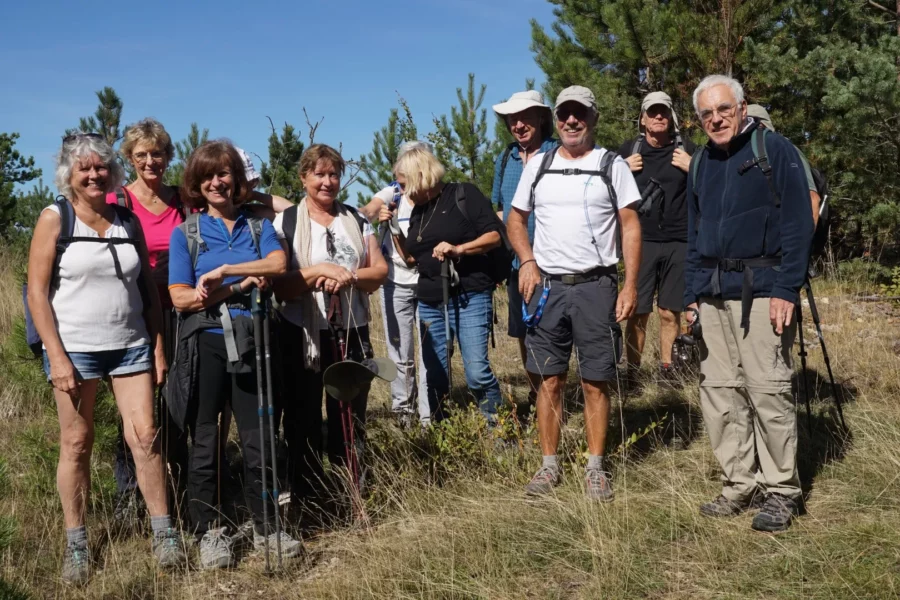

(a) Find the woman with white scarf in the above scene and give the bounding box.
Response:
[272,144,388,508]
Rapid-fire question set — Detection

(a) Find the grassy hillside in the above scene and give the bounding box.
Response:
[0,246,898,599]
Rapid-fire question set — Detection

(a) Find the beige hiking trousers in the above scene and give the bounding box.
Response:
[698,298,801,502]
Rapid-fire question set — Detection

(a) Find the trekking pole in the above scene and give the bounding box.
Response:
[250,287,270,573]
[260,290,282,568]
[794,306,814,438]
[803,281,848,431]
[440,260,454,402]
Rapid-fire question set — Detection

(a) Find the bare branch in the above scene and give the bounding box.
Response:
[866,0,892,14]
[265,115,277,137]
[302,107,324,146]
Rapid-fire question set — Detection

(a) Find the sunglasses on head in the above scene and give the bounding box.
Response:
[62,132,103,143]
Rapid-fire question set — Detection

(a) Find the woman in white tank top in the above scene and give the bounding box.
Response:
[26,133,184,583]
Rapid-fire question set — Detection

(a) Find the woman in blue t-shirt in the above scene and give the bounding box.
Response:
[167,140,302,569]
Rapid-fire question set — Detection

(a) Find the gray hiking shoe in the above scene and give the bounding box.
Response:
[253,530,305,559]
[584,468,614,502]
[62,543,90,585]
[699,495,748,517]
[152,527,186,569]
[524,466,560,496]
[751,493,799,532]
[199,527,234,570]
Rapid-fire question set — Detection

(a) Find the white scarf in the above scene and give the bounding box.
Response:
[294,198,366,371]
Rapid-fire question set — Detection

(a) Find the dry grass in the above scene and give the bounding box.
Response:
[1,247,899,599]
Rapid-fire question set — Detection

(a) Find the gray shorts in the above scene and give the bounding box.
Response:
[524,272,622,382]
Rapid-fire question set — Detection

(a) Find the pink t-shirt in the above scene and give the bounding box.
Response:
[106,188,184,307]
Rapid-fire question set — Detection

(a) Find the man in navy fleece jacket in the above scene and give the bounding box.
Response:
[684,75,813,533]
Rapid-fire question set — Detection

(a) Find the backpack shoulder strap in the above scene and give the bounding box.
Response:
[178,212,205,269]
[631,136,643,156]
[109,204,140,241]
[690,147,707,194]
[749,126,780,207]
[247,216,264,257]
[115,187,132,210]
[529,148,559,208]
[282,204,298,261]
[50,196,75,287]
[170,189,186,220]
[497,145,514,190]
[675,132,684,150]
[598,151,619,210]
[341,202,367,235]
[454,182,469,223]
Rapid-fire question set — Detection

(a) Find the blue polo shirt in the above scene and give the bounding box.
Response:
[169,212,283,332]
[491,137,558,268]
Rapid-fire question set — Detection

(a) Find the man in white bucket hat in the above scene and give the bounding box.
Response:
[491,90,558,404]
[617,91,695,384]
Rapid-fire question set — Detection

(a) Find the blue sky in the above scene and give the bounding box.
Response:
[1,0,556,203]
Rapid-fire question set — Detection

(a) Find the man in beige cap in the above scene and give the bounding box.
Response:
[491,90,558,403]
[508,85,642,501]
[617,91,694,383]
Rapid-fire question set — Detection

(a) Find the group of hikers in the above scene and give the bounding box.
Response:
[26,72,818,584]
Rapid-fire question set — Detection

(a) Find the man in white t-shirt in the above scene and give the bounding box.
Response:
[508,85,642,502]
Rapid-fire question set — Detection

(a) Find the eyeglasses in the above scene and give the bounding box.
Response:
[133,151,166,164]
[555,104,589,121]
[62,132,103,143]
[699,103,736,123]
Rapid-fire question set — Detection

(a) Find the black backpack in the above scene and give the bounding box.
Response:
[629,132,684,156]
[452,183,514,285]
[23,197,145,356]
[178,210,264,270]
[691,124,830,260]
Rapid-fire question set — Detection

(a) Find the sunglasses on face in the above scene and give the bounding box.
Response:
[62,132,103,143]
[555,105,589,121]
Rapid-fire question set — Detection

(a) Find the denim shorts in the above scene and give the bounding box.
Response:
[42,345,152,381]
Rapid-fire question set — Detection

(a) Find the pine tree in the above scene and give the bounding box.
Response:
[530,0,785,147]
[745,0,900,254]
[74,87,124,147]
[0,133,41,235]
[259,121,305,201]
[428,73,499,196]
[165,123,209,187]
[356,99,418,206]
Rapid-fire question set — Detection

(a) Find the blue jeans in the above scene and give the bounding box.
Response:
[419,289,502,420]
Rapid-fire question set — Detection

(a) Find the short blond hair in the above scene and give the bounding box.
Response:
[393,147,445,197]
[120,118,175,163]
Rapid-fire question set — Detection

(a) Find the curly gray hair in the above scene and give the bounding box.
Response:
[55,133,125,199]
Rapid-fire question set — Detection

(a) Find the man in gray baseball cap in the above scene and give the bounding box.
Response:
[508,84,642,502]
[618,91,695,384]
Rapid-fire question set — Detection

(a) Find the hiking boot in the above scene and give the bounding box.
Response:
[751,493,799,532]
[61,543,91,585]
[584,468,614,502]
[699,495,748,517]
[253,530,305,559]
[152,527,186,569]
[524,466,560,497]
[199,527,234,570]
